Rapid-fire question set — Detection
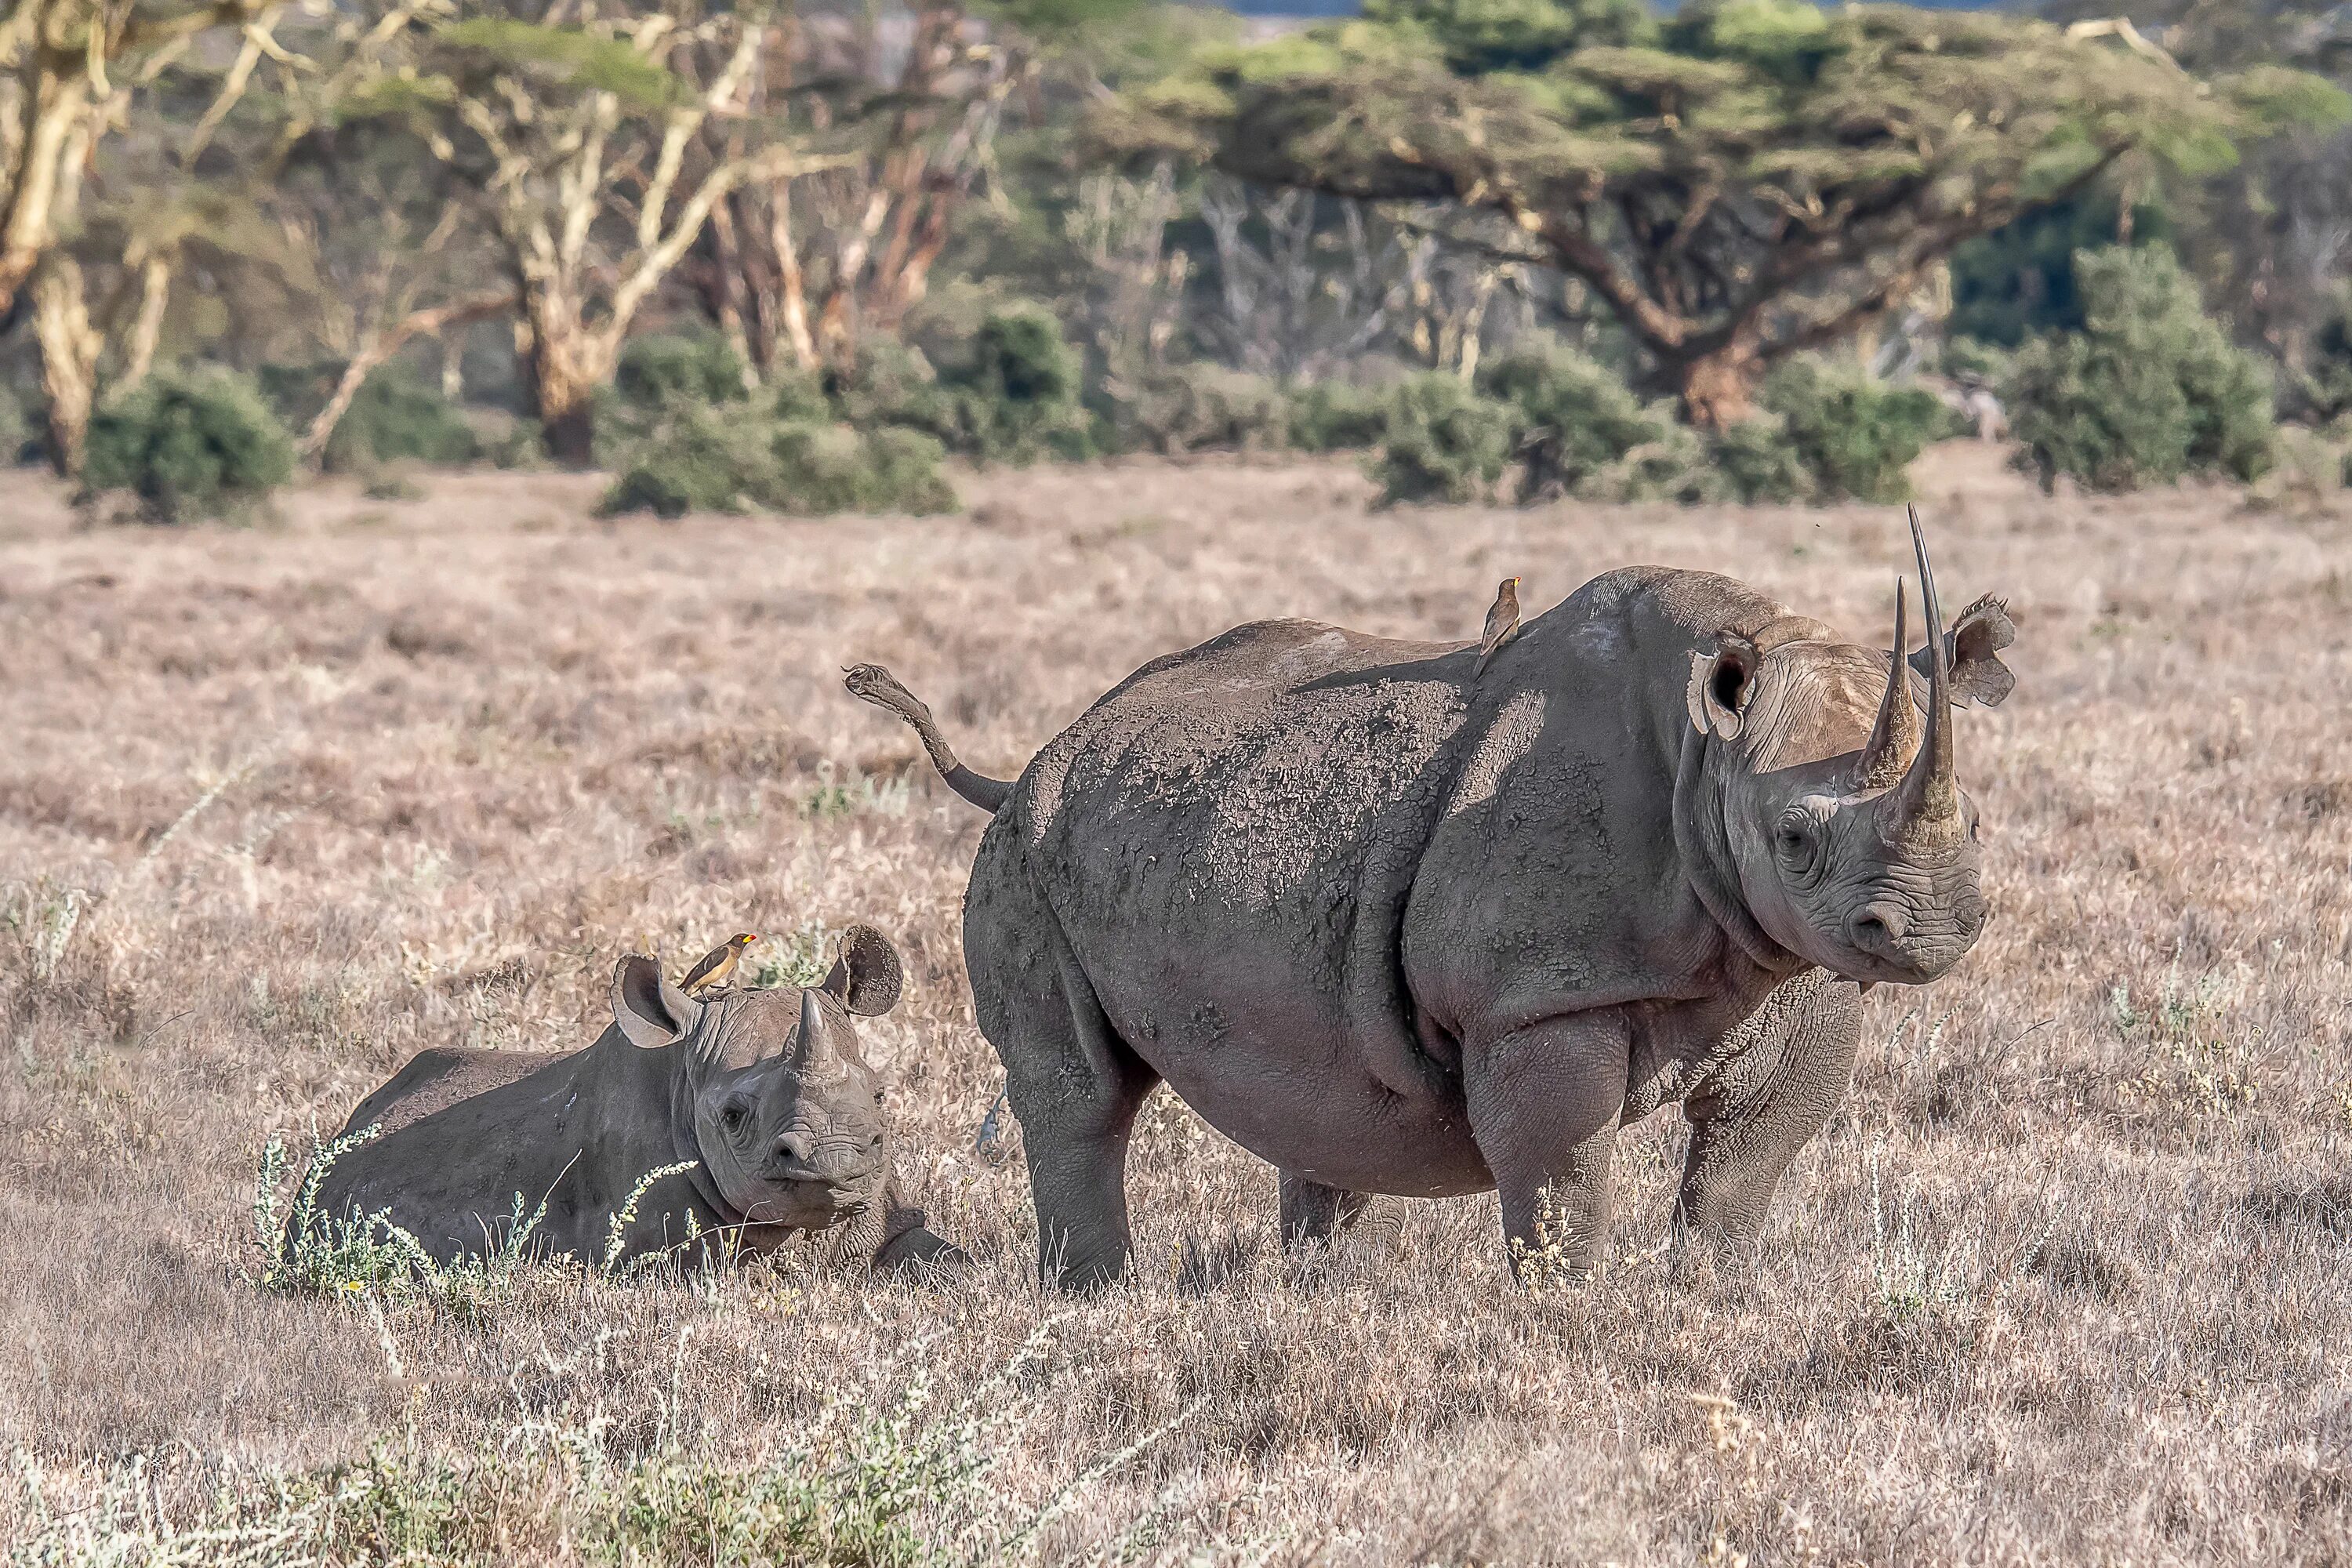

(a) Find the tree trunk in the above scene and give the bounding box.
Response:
[33,256,101,477]
[117,253,172,392]
[1671,341,1763,430]
[0,70,93,321]
[523,304,608,467]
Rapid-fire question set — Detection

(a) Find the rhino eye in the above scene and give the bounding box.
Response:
[1773,819,1819,871]
[720,1101,750,1135]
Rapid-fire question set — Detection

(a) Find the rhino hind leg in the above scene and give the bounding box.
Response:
[1277,1172,1405,1256]
[1673,974,1863,1261]
[967,850,1161,1291]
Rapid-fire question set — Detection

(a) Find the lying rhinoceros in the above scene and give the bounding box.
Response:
[848,516,2013,1286]
[294,926,963,1273]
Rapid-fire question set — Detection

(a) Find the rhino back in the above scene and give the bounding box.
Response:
[335,1047,557,1142]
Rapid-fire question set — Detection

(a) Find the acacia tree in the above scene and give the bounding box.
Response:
[1106,0,2332,426]
[686,2,1029,378]
[347,2,844,462]
[2,0,285,469]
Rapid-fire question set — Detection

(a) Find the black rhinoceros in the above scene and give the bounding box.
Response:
[295,927,962,1273]
[848,516,2013,1287]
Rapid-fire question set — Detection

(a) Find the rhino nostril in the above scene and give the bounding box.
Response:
[1850,904,1907,951]
[773,1132,813,1164]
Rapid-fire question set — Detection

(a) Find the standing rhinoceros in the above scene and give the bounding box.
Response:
[295,927,963,1273]
[847,517,2013,1287]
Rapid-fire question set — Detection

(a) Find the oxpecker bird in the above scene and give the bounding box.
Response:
[681,932,759,993]
[1475,576,1522,675]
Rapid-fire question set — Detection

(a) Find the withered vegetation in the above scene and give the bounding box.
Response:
[2,446,2347,1563]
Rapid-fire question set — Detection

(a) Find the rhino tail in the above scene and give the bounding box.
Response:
[841,662,1014,814]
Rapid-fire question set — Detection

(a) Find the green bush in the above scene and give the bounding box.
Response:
[1755,356,1954,503]
[770,422,958,514]
[1106,364,1290,456]
[256,360,480,472]
[600,402,955,519]
[824,338,952,433]
[1711,412,1814,503]
[613,332,750,410]
[1287,382,1388,452]
[82,366,296,522]
[1476,343,1674,499]
[916,305,1094,465]
[2002,247,2276,493]
[1371,372,1516,504]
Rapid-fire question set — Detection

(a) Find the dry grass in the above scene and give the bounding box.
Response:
[2,445,2348,1564]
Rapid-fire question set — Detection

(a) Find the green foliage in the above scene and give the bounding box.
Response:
[435,18,685,110]
[1755,357,1955,504]
[1105,363,1291,456]
[1710,412,1813,504]
[2002,247,2278,494]
[601,402,956,520]
[2288,289,2352,423]
[1947,196,2174,348]
[262,361,481,474]
[1287,382,1389,452]
[1369,341,1947,508]
[929,304,1096,465]
[771,423,961,517]
[1475,342,1669,499]
[615,332,751,411]
[1105,0,2319,423]
[1370,372,1516,504]
[823,339,955,434]
[1364,0,1656,75]
[82,367,296,523]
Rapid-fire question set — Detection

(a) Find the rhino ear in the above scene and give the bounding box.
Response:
[1686,633,1760,742]
[612,955,704,1050]
[1910,593,2016,709]
[819,924,904,1017]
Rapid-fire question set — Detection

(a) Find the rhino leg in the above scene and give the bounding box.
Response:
[1674,975,1863,1260]
[1277,1172,1404,1254]
[1464,1011,1632,1279]
[972,871,1161,1290]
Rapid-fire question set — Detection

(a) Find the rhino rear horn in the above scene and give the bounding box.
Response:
[612,954,704,1050]
[1851,577,1918,792]
[820,924,904,1017]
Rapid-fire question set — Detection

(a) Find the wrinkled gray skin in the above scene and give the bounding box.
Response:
[848,523,2014,1287]
[299,928,964,1274]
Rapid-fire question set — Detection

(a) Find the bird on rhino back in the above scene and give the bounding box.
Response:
[848,512,2015,1287]
[298,926,964,1275]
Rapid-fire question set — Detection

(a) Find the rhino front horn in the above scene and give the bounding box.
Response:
[1880,506,1962,847]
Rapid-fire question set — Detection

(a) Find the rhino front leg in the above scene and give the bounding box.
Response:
[1277,1171,1405,1254]
[1674,975,1863,1260]
[1464,1011,1632,1279]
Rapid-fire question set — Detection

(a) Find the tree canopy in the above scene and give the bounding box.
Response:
[1105,0,2346,423]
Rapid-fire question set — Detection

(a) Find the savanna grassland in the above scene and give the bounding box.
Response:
[2,445,2348,1565]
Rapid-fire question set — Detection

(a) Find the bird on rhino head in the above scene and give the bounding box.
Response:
[848,511,2014,1287]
